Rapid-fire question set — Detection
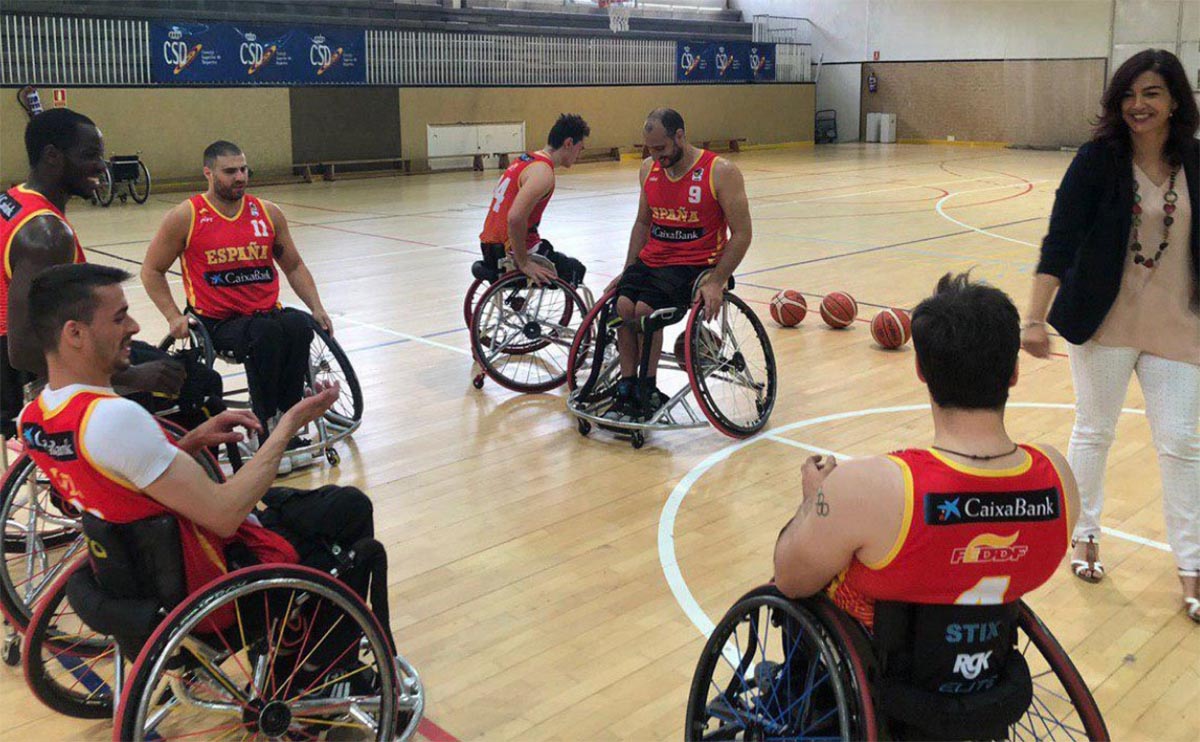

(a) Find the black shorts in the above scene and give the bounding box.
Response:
[616,259,707,310]
[0,335,33,439]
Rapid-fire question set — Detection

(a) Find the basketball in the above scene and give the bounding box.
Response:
[870,308,912,349]
[820,292,858,329]
[769,290,807,327]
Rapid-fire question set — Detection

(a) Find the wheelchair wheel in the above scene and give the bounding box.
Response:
[0,421,221,634]
[1012,601,1108,741]
[309,320,364,429]
[0,455,86,633]
[22,557,119,719]
[566,287,618,397]
[157,319,216,371]
[94,164,115,207]
[463,276,489,330]
[470,273,588,393]
[685,293,777,438]
[686,585,874,741]
[129,160,151,204]
[115,563,410,742]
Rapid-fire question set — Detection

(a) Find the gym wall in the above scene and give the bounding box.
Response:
[859,59,1107,147]
[0,87,292,187]
[398,83,815,166]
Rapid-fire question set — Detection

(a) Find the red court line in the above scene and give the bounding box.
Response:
[418,717,460,742]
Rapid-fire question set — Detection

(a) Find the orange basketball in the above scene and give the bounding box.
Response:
[820,291,858,329]
[871,308,912,349]
[770,290,807,327]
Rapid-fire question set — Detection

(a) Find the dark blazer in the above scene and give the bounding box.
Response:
[1036,137,1199,345]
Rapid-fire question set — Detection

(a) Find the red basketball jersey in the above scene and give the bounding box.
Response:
[0,185,86,335]
[181,194,280,320]
[639,149,728,268]
[829,446,1070,629]
[19,390,296,626]
[479,152,555,250]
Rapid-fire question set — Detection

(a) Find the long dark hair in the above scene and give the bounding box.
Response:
[1094,49,1199,167]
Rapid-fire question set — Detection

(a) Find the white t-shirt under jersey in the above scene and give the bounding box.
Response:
[37,384,180,489]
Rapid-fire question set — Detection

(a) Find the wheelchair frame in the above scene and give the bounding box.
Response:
[686,584,1109,741]
[466,253,596,394]
[566,280,777,449]
[92,154,151,207]
[160,308,363,468]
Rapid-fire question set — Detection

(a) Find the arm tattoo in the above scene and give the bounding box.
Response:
[815,488,830,517]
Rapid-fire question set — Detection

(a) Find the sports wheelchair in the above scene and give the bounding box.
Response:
[93,154,151,207]
[687,585,1108,741]
[465,241,595,393]
[1,419,221,667]
[21,513,423,740]
[160,308,362,467]
[566,274,777,449]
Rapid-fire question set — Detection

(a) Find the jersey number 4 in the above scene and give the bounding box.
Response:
[491,177,512,213]
[955,576,1011,605]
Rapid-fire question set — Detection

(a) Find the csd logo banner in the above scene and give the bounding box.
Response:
[676,41,774,83]
[151,22,364,84]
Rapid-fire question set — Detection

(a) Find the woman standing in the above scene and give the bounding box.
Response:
[1023,49,1199,622]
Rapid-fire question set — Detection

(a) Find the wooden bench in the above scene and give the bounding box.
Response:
[294,157,410,182]
[637,138,747,159]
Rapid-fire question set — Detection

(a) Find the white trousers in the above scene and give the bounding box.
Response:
[1066,342,1200,570]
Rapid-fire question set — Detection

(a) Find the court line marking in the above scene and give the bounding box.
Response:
[933,180,1050,248]
[336,316,471,356]
[658,402,1165,639]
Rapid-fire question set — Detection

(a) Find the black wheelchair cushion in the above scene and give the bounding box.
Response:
[549,252,586,287]
[872,601,1031,740]
[472,260,501,283]
[65,567,161,658]
[81,513,187,610]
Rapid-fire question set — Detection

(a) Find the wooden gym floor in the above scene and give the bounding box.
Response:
[2,143,1195,741]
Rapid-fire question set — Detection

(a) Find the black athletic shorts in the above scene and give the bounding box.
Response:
[616,259,707,310]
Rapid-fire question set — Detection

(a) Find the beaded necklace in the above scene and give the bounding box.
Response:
[1131,166,1180,269]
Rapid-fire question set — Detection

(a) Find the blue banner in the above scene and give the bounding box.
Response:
[151,22,365,85]
[676,41,775,83]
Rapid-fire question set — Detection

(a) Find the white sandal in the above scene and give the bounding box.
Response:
[1070,535,1105,584]
[1180,569,1200,624]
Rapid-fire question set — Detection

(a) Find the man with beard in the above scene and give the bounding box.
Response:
[141,141,333,473]
[605,108,753,421]
[2,109,188,441]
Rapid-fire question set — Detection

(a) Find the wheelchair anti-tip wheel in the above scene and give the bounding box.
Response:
[470,272,589,393]
[114,563,422,742]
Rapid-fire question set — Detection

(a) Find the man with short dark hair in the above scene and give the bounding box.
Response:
[19,263,374,600]
[479,113,591,285]
[606,108,753,420]
[142,140,333,472]
[2,109,190,438]
[773,273,1079,629]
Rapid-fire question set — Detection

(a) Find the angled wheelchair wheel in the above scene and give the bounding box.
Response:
[114,563,411,742]
[94,164,115,207]
[463,276,489,331]
[129,160,151,204]
[687,585,874,741]
[566,287,619,396]
[22,557,119,719]
[0,455,86,634]
[470,273,589,394]
[157,318,216,371]
[685,293,777,438]
[0,421,221,635]
[1011,601,1108,741]
[308,319,364,429]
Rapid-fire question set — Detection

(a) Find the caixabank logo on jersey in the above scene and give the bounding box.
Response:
[925,488,1060,526]
[22,424,78,462]
[205,266,276,287]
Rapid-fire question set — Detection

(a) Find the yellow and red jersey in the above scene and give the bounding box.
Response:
[479,152,555,250]
[0,185,86,335]
[19,389,296,624]
[181,194,280,320]
[829,446,1070,629]
[639,149,728,268]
